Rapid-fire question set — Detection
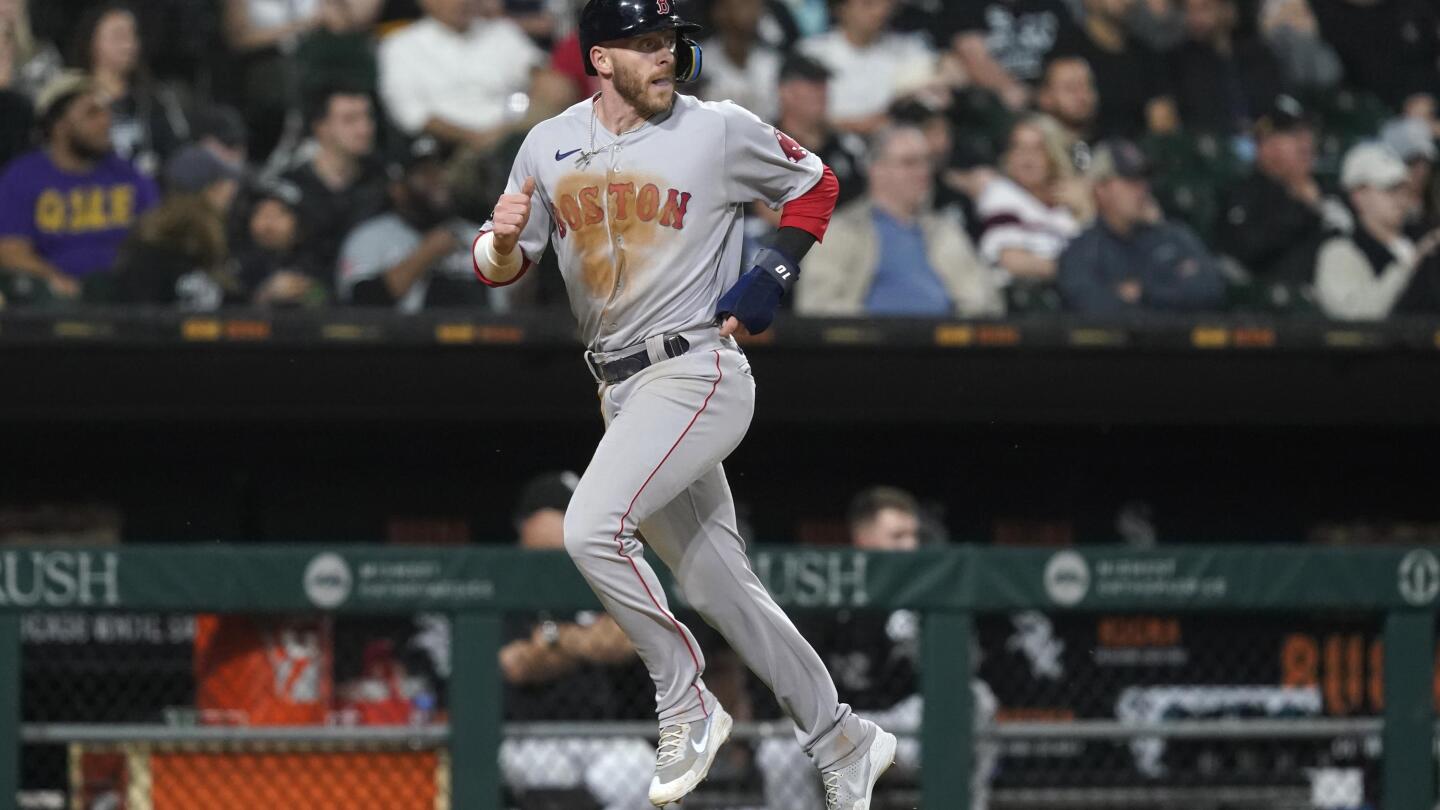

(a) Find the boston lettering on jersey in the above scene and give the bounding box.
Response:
[552,178,692,239]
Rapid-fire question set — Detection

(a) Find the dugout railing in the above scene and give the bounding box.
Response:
[0,544,1435,809]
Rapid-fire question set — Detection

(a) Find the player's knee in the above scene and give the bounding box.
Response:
[562,502,612,559]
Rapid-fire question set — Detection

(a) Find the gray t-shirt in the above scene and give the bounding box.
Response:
[483,93,824,352]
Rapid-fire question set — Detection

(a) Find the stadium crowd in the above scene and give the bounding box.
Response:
[0,0,1438,319]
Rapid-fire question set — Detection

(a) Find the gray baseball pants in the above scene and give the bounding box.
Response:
[562,328,869,772]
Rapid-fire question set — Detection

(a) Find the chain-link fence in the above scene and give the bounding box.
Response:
[975,611,1387,810]
[20,612,451,809]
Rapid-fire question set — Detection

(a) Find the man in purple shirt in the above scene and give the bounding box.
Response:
[0,72,159,300]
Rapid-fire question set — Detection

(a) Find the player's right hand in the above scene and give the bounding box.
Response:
[491,177,536,256]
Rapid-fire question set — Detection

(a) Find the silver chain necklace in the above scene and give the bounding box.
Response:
[576,94,650,170]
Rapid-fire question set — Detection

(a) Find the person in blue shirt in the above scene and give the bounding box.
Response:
[1058,138,1226,314]
[796,125,1003,317]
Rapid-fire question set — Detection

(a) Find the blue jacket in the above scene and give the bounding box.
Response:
[1058,219,1227,314]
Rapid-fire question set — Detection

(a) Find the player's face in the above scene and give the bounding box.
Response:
[853,509,920,552]
[605,30,678,117]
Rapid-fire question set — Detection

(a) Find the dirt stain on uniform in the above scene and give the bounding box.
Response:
[553,171,675,299]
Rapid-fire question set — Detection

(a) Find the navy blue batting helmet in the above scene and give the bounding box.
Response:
[579,0,703,83]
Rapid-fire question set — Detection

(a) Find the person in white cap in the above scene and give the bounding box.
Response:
[1314,142,1440,320]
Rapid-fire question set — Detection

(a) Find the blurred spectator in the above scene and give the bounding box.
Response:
[111,145,244,308]
[548,29,599,104]
[1054,0,1177,139]
[1168,0,1284,136]
[0,0,62,99]
[0,86,30,172]
[775,54,869,209]
[0,72,158,299]
[757,485,999,810]
[500,471,653,810]
[1314,142,1440,320]
[1121,0,1186,52]
[235,180,328,307]
[378,0,557,153]
[1035,54,1099,174]
[1058,138,1226,312]
[69,3,186,176]
[796,126,1003,316]
[976,117,1084,312]
[191,104,250,169]
[701,0,783,122]
[797,0,936,133]
[1216,95,1351,295]
[890,98,969,215]
[944,0,1080,112]
[1310,0,1439,113]
[223,0,383,163]
[1257,0,1343,93]
[1380,117,1439,236]
[281,84,387,283]
[337,137,487,312]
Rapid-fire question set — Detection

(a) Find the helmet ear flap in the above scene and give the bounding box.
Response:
[676,37,702,83]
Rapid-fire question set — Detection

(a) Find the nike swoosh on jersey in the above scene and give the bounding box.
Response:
[555,148,582,161]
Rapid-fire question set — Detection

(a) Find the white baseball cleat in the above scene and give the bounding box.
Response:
[648,703,733,806]
[822,724,898,810]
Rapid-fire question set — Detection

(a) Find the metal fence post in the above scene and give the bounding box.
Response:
[923,611,973,810]
[451,612,501,809]
[1383,609,1434,810]
[0,614,18,808]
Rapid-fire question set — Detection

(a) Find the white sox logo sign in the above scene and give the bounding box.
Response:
[657,0,671,13]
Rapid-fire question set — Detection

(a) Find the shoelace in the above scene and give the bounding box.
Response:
[655,724,689,769]
[822,771,841,808]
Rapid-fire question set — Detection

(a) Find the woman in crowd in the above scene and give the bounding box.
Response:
[975,117,1085,312]
[0,0,61,98]
[69,3,186,175]
[112,145,244,308]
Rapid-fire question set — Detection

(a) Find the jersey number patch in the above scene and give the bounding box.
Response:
[775,129,808,163]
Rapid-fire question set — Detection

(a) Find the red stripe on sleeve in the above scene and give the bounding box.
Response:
[779,165,840,242]
[471,229,532,288]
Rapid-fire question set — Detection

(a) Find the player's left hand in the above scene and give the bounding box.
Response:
[715,248,797,336]
[718,315,747,339]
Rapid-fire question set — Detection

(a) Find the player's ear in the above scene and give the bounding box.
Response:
[591,45,612,78]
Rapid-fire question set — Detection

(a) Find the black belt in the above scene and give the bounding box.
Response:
[585,334,691,384]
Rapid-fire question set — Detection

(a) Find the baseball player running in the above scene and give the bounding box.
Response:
[471,1,896,806]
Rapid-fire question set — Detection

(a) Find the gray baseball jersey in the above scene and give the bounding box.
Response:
[483,93,823,352]
[483,92,875,781]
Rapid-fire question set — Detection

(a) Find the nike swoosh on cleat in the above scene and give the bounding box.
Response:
[690,718,711,753]
[555,148,582,161]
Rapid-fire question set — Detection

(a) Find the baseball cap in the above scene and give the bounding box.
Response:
[387,136,445,179]
[252,178,303,209]
[163,144,243,194]
[1086,138,1150,182]
[193,105,249,151]
[1340,142,1408,191]
[34,70,94,122]
[514,471,579,523]
[1380,117,1438,163]
[778,53,832,84]
[1254,94,1312,138]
